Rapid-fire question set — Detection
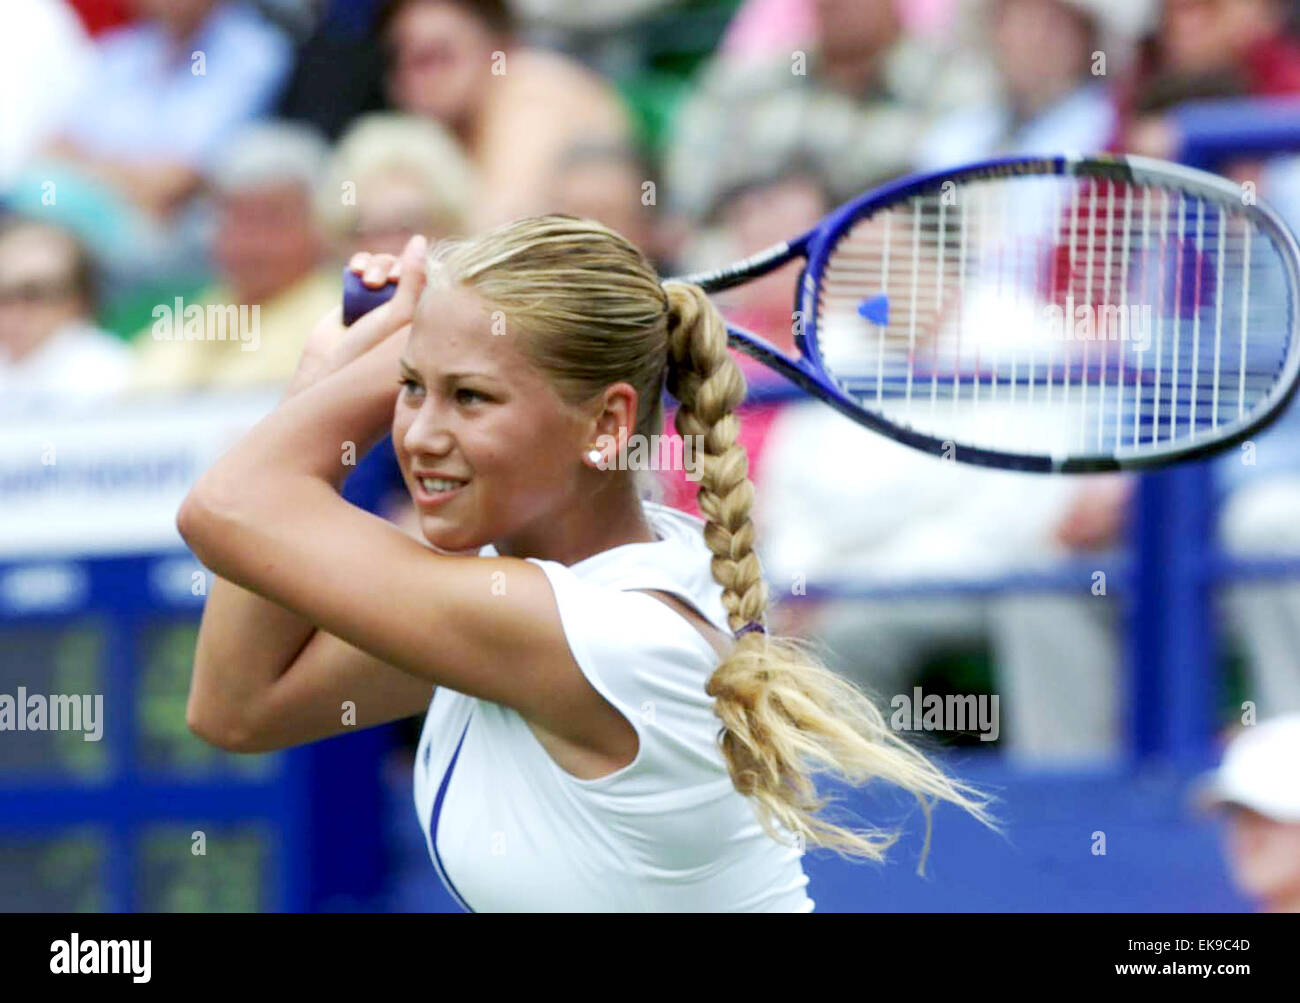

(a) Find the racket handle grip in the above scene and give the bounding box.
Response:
[342,268,399,326]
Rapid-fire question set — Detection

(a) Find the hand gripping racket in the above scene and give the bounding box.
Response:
[343,153,1300,473]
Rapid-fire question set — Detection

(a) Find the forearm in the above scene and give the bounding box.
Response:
[181,332,405,739]
[182,365,374,743]
[186,573,318,747]
[180,239,429,747]
[188,329,404,527]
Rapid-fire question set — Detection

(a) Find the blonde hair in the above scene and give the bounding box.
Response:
[318,113,477,242]
[424,215,1001,869]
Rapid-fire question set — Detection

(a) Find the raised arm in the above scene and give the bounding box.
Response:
[177,238,607,755]
[186,572,437,754]
[184,251,438,752]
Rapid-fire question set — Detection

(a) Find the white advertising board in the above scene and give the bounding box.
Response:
[0,390,282,560]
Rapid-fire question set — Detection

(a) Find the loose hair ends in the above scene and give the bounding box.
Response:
[708,630,1002,873]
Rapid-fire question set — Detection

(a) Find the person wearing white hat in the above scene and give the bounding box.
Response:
[1196,714,1300,913]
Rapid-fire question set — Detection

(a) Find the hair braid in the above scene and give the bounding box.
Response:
[662,281,766,632]
[661,280,1001,869]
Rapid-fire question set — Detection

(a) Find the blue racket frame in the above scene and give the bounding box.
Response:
[342,153,1300,474]
[690,153,1300,473]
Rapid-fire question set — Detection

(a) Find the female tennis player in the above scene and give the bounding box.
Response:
[178,216,997,912]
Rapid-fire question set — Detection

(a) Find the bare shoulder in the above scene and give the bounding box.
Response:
[233,629,436,753]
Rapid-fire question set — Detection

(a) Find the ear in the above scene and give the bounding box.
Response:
[588,382,639,456]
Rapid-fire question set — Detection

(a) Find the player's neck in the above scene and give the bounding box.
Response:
[492,479,656,566]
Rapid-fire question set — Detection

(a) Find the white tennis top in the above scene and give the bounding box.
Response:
[412,500,816,912]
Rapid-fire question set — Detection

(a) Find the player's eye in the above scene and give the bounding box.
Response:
[455,388,489,405]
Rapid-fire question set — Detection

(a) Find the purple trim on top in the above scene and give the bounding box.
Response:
[429,714,475,913]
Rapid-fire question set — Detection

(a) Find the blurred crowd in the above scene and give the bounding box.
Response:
[4,0,1300,781]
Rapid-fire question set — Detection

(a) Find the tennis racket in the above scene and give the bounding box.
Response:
[342,153,1300,473]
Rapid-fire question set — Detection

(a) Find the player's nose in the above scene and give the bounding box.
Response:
[402,399,456,459]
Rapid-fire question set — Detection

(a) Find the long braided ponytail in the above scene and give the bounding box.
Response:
[662,280,1000,867]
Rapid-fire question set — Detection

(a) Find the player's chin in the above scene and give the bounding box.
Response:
[418,516,482,556]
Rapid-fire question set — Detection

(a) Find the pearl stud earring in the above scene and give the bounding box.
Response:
[586,448,603,465]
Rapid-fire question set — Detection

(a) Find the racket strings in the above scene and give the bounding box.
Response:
[815,174,1294,460]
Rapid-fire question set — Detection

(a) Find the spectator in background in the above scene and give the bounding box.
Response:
[276,0,389,142]
[0,217,131,414]
[664,0,996,228]
[40,0,292,218]
[704,165,829,351]
[546,141,664,269]
[905,0,1151,761]
[10,0,292,301]
[379,0,633,229]
[915,0,1152,170]
[1197,715,1300,912]
[128,122,336,392]
[0,1,95,191]
[318,112,478,258]
[752,388,1119,766]
[1117,0,1300,158]
[506,0,677,79]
